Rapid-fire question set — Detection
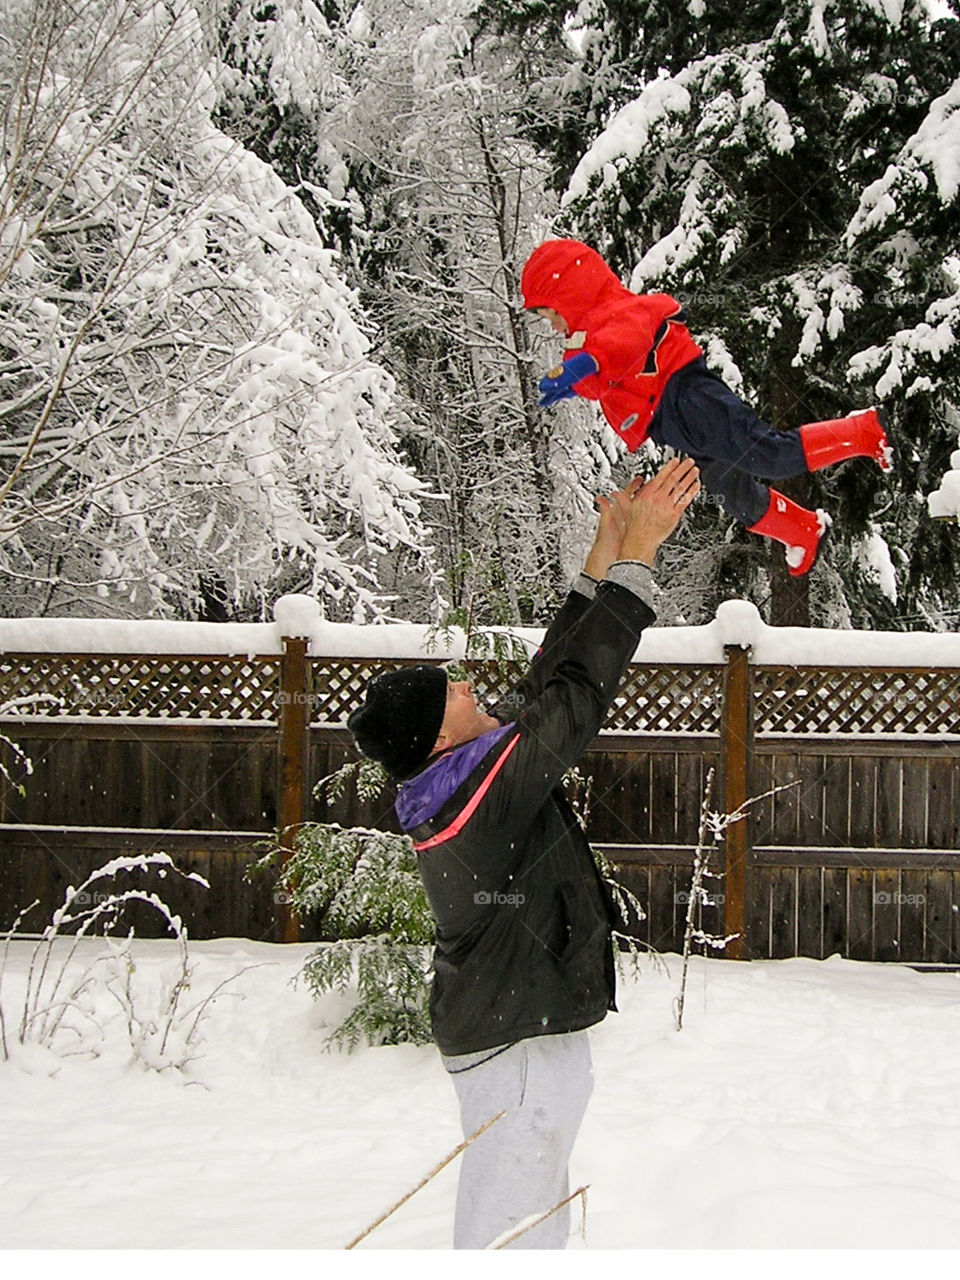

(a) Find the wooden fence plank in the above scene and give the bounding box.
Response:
[796,866,823,959]
[675,751,706,846]
[821,869,846,959]
[769,867,797,960]
[748,866,772,959]
[753,752,799,848]
[645,862,682,955]
[796,753,826,846]
[18,738,59,825]
[900,759,928,849]
[650,753,678,846]
[588,752,648,845]
[926,756,957,850]
[898,868,927,962]
[875,757,902,850]
[772,753,801,846]
[849,756,877,848]
[924,871,954,963]
[822,755,851,849]
[871,867,901,962]
[607,862,650,950]
[721,645,752,960]
[619,751,654,845]
[846,868,874,960]
[0,845,31,931]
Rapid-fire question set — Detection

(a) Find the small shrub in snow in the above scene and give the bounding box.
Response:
[258,764,434,1050]
[0,853,243,1072]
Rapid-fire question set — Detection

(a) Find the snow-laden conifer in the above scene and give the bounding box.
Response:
[522,0,960,629]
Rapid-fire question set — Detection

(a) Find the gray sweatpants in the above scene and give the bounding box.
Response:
[440,1030,594,1249]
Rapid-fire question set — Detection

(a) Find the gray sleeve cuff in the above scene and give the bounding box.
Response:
[605,560,655,610]
[573,571,599,599]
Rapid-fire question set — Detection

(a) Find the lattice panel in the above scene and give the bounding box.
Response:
[309,658,725,733]
[612,664,725,733]
[754,666,960,734]
[0,654,281,720]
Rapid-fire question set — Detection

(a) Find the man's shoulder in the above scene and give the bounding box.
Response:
[395,722,516,833]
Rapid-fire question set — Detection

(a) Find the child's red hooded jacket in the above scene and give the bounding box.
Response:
[521,239,702,451]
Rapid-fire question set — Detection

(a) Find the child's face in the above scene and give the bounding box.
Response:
[533,307,569,337]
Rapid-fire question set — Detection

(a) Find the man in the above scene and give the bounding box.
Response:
[347,457,700,1249]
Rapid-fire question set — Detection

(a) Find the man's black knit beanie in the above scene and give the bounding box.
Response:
[347,665,448,780]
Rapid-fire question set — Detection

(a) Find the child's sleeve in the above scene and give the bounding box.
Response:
[538,351,599,407]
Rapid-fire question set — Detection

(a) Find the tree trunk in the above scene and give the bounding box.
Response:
[767,341,812,627]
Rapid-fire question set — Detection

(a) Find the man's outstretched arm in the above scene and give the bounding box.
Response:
[496,459,700,723]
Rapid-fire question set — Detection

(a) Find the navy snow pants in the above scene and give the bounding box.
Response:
[647,358,808,526]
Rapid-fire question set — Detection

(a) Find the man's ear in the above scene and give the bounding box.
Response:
[431,729,450,755]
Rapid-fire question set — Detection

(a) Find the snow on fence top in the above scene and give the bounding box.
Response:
[0,595,959,667]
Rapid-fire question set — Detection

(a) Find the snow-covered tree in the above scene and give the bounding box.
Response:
[504,0,960,629]
[217,0,619,626]
[0,0,432,620]
[340,0,623,623]
[927,406,960,521]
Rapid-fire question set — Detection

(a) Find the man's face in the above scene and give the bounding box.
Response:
[534,306,569,336]
[433,680,501,753]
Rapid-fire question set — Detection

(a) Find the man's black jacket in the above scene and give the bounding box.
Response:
[394,579,656,1056]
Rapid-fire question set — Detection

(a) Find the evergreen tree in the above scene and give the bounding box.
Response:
[501,0,960,629]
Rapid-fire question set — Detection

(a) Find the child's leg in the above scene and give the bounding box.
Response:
[688,460,827,576]
[650,373,829,578]
[695,460,771,526]
[799,410,892,471]
[649,368,786,523]
[654,360,808,480]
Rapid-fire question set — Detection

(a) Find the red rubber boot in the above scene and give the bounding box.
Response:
[748,490,831,577]
[799,408,893,472]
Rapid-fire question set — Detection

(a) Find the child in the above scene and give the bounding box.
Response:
[521,238,891,576]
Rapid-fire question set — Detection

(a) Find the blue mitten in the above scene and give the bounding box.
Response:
[538,351,598,407]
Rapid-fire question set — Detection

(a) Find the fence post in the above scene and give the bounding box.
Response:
[720,643,754,960]
[277,632,310,943]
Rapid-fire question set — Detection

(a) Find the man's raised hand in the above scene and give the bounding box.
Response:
[618,457,701,566]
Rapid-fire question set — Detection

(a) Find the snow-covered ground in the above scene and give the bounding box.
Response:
[2,937,960,1258]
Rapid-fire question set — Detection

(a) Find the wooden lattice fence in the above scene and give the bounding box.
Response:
[2,623,959,957]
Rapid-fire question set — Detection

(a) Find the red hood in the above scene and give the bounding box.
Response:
[521,239,627,330]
